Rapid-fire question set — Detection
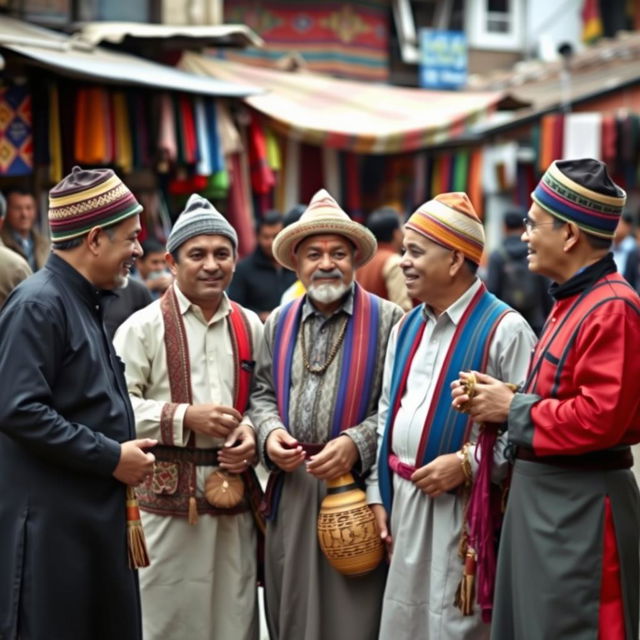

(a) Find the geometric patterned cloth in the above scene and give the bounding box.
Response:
[223,0,390,82]
[0,83,33,175]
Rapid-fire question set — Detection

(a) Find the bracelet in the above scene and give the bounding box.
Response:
[456,442,473,485]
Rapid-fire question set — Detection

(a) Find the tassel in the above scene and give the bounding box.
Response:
[188,495,199,525]
[126,486,150,569]
[454,548,477,616]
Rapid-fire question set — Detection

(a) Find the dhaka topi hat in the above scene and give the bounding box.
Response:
[166,193,237,254]
[272,189,377,271]
[532,158,626,239]
[48,166,142,242]
[406,192,485,265]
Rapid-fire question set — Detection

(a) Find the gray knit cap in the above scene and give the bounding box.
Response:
[166,194,238,253]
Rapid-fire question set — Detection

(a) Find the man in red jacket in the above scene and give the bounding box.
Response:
[452,158,640,639]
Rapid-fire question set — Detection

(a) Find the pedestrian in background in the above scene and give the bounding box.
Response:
[0,166,156,640]
[0,186,50,271]
[0,191,31,308]
[486,209,551,335]
[135,238,173,300]
[453,158,640,639]
[357,206,412,311]
[229,209,296,321]
[612,211,639,290]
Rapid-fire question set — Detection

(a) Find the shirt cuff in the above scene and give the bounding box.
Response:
[366,483,382,505]
[258,419,286,469]
[341,427,375,473]
[508,393,541,449]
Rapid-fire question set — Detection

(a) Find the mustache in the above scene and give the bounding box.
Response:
[311,268,342,281]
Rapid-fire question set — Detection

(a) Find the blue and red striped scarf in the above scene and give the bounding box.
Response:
[378,284,510,513]
[272,283,381,437]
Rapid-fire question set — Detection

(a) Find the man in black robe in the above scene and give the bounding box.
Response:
[0,166,156,640]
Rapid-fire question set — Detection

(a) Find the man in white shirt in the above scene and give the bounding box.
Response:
[114,194,263,640]
[368,192,536,639]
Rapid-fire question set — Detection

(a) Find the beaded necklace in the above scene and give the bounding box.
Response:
[300,314,349,375]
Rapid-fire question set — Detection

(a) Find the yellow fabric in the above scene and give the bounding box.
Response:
[48,84,62,184]
[113,92,133,174]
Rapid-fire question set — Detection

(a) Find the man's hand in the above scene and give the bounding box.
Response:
[218,424,256,473]
[113,438,157,486]
[265,428,306,472]
[411,452,466,498]
[451,371,515,424]
[306,435,359,481]
[184,404,242,439]
[370,503,393,562]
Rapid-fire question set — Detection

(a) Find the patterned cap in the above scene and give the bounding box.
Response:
[48,166,142,242]
[272,189,377,270]
[406,192,485,265]
[532,159,626,239]
[166,193,237,253]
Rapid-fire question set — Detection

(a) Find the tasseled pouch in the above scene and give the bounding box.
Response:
[188,495,199,525]
[454,547,477,616]
[126,486,150,569]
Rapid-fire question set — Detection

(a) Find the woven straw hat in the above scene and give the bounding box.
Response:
[272,189,377,271]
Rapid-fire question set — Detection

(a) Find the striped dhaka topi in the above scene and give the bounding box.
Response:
[272,188,377,270]
[166,193,237,253]
[532,158,626,239]
[406,192,485,265]
[48,166,142,242]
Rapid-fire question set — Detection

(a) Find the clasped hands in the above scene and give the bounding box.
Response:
[265,429,358,481]
[451,370,516,424]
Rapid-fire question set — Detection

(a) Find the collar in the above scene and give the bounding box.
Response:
[45,252,105,309]
[550,252,617,300]
[423,277,482,326]
[301,282,355,321]
[173,281,231,324]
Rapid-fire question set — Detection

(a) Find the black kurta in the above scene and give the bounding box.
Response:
[0,253,142,640]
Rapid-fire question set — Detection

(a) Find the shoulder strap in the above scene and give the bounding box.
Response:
[227,300,253,414]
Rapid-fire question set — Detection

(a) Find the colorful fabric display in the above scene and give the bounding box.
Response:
[0,83,32,176]
[113,91,133,173]
[248,112,275,195]
[48,84,63,183]
[158,92,177,162]
[74,87,112,165]
[194,97,212,176]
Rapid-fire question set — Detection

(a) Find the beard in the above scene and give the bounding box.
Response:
[307,281,349,304]
[113,273,130,289]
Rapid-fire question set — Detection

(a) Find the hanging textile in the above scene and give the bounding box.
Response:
[265,128,281,172]
[217,101,242,156]
[538,114,556,173]
[562,112,602,160]
[158,92,177,163]
[0,82,33,176]
[48,83,62,183]
[468,149,483,220]
[31,80,49,168]
[178,94,198,165]
[248,112,275,195]
[74,87,112,165]
[430,154,442,200]
[128,91,150,170]
[194,96,212,176]
[113,91,133,173]
[453,151,470,193]
[227,151,256,257]
[552,114,564,162]
[413,152,428,209]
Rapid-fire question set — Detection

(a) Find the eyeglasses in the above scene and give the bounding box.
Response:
[522,217,560,233]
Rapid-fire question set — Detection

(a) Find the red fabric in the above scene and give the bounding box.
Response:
[227,152,256,258]
[179,95,198,164]
[528,275,640,455]
[344,153,362,219]
[248,113,275,195]
[601,116,617,165]
[552,114,564,161]
[598,497,625,640]
[227,300,252,414]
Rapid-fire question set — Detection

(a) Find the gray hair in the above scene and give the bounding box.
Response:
[0,192,6,219]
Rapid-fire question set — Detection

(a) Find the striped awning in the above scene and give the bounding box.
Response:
[180,52,517,154]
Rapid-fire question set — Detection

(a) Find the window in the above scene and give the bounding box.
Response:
[466,0,523,51]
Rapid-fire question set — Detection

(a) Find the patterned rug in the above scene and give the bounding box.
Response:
[0,83,33,176]
[223,0,389,81]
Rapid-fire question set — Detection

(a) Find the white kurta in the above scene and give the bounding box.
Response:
[113,285,263,640]
[367,279,537,640]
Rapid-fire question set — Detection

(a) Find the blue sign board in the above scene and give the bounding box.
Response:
[419,29,467,90]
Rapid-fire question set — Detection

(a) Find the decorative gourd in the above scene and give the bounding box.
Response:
[204,470,244,509]
[317,473,383,576]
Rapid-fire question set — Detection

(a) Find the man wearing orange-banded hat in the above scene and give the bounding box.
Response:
[368,192,536,639]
